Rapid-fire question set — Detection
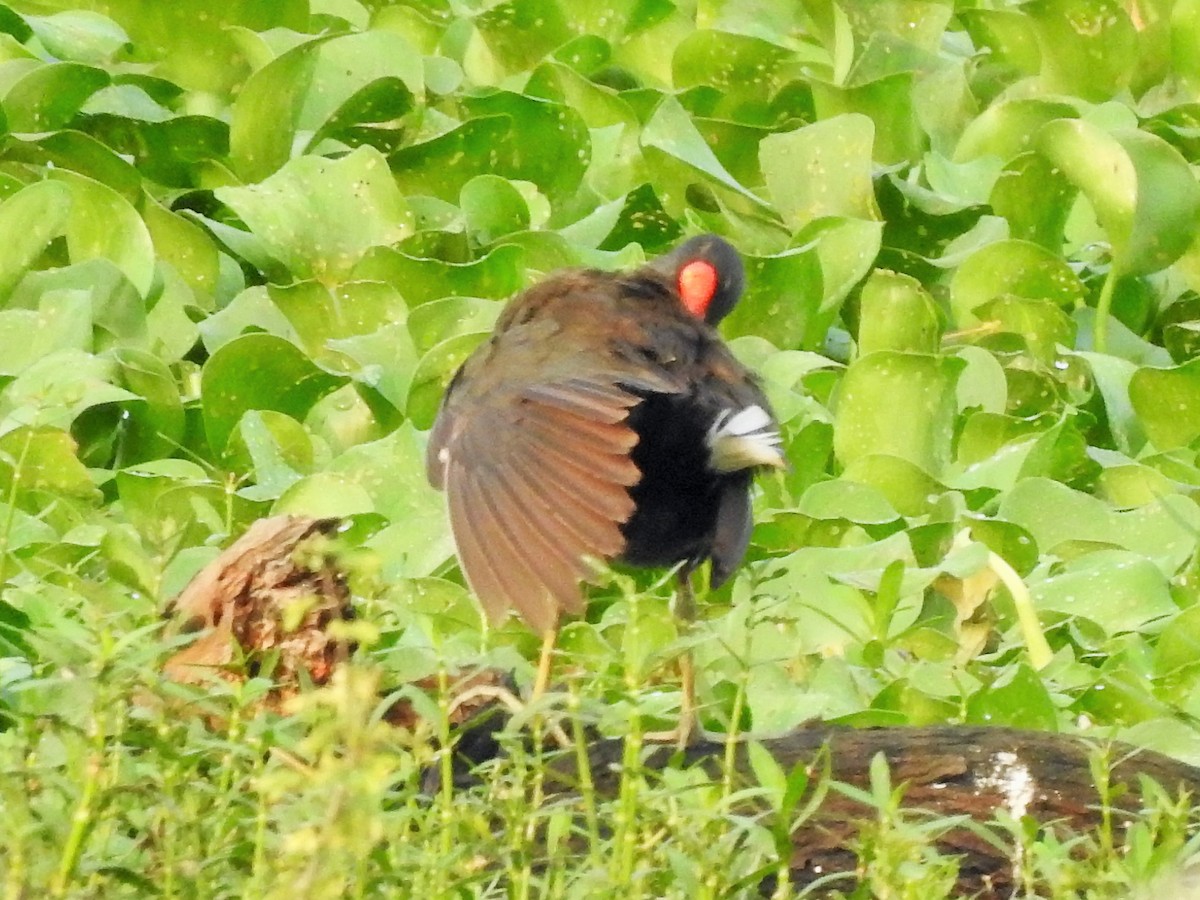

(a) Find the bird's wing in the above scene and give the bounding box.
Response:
[428,365,679,634]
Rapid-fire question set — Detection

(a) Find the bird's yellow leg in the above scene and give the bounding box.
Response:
[646,575,701,748]
[532,627,557,701]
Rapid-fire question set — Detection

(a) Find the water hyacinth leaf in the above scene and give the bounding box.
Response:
[0,179,71,298]
[406,331,490,429]
[110,348,186,464]
[642,95,767,209]
[1025,0,1136,101]
[53,169,156,297]
[326,321,420,414]
[330,423,454,579]
[0,426,100,503]
[796,478,899,525]
[4,61,109,131]
[720,246,822,349]
[9,259,148,349]
[954,98,1078,164]
[949,239,1085,326]
[857,270,939,355]
[810,217,883,314]
[474,0,572,73]
[461,92,590,202]
[228,34,332,181]
[966,663,1057,730]
[1069,350,1143,455]
[299,30,423,137]
[760,114,879,229]
[390,116,513,202]
[0,291,91,376]
[352,243,525,306]
[841,453,948,518]
[834,351,964,474]
[216,146,414,283]
[973,296,1075,365]
[268,280,407,373]
[2,131,139,203]
[407,297,503,354]
[141,197,221,304]
[201,333,345,454]
[1129,358,1200,451]
[460,175,530,244]
[1037,119,1200,275]
[0,349,136,432]
[226,409,313,499]
[810,72,922,166]
[25,10,129,63]
[1030,550,1175,634]
[990,152,1076,250]
[672,28,795,115]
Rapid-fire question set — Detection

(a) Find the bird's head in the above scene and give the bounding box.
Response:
[651,234,745,325]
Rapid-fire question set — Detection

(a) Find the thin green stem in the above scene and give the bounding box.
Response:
[1093,266,1118,354]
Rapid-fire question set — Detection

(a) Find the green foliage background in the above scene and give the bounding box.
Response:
[2,0,1200,895]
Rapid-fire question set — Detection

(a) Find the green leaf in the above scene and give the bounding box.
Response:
[949,239,1085,326]
[1129,358,1200,451]
[834,351,964,474]
[4,61,109,131]
[200,333,344,453]
[53,169,156,297]
[1025,0,1136,101]
[1037,120,1200,275]
[857,270,940,355]
[760,114,880,228]
[641,95,767,209]
[1030,550,1176,634]
[25,11,129,64]
[459,175,530,244]
[216,146,414,283]
[0,180,71,299]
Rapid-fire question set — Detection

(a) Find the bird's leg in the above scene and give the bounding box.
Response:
[532,627,557,701]
[646,570,701,749]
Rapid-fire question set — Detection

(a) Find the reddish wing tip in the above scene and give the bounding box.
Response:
[677,260,718,319]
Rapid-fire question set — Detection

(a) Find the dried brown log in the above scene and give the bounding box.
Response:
[163,515,351,701]
[524,724,1200,897]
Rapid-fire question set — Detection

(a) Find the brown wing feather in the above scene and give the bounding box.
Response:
[431,371,667,632]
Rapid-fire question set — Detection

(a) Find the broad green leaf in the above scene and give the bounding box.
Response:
[1026,0,1136,101]
[641,95,767,209]
[459,175,530,244]
[1037,120,1200,275]
[950,239,1085,326]
[228,34,332,181]
[216,146,413,283]
[834,351,964,474]
[1129,358,1200,451]
[0,179,71,298]
[406,332,489,429]
[25,11,129,64]
[0,426,99,503]
[269,280,407,373]
[52,169,156,297]
[1030,550,1176,634]
[351,244,524,306]
[3,61,109,131]
[0,290,91,375]
[857,270,939,355]
[330,423,454,579]
[761,114,879,228]
[201,333,344,453]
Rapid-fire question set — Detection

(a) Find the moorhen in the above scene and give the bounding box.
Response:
[426,235,785,744]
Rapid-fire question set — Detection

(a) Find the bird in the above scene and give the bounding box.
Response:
[425,234,786,745]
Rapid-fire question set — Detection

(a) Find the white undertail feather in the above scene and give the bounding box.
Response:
[706,405,786,472]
